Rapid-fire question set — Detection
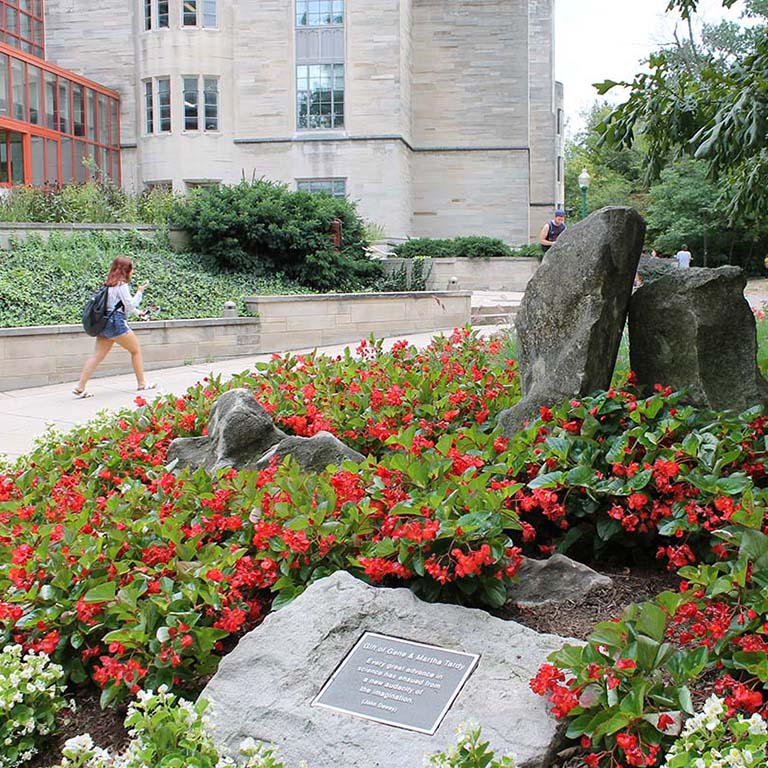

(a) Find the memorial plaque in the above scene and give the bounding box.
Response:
[312,632,479,735]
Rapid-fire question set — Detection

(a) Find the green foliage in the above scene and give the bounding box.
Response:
[0,182,179,225]
[0,231,304,328]
[426,724,517,768]
[392,236,514,260]
[170,180,381,292]
[376,258,432,292]
[0,644,68,767]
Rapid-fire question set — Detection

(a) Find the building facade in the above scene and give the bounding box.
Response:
[44,0,564,241]
[0,0,120,188]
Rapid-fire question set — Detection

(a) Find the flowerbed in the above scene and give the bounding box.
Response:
[1,328,768,767]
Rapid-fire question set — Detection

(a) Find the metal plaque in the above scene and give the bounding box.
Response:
[312,632,480,735]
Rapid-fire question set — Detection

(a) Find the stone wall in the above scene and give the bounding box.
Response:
[0,292,470,391]
[0,223,188,251]
[382,257,539,292]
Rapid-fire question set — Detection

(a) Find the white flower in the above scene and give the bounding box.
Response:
[62,733,95,757]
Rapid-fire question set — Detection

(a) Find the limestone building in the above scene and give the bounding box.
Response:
[44,0,564,241]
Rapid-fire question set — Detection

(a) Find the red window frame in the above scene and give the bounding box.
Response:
[0,0,45,60]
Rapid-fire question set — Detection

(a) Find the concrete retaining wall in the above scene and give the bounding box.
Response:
[382,257,539,292]
[0,291,470,391]
[0,223,189,251]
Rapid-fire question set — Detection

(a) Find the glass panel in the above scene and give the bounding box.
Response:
[19,11,30,41]
[0,54,9,116]
[110,99,119,145]
[73,84,85,136]
[157,0,169,27]
[183,76,198,130]
[202,0,216,27]
[98,94,108,144]
[9,132,23,185]
[31,135,44,186]
[45,139,58,185]
[111,151,120,183]
[296,63,343,129]
[87,89,96,141]
[296,0,343,26]
[45,71,57,130]
[0,131,8,184]
[144,80,153,133]
[144,0,151,30]
[20,39,31,54]
[75,141,87,183]
[203,76,218,130]
[6,7,17,36]
[27,64,40,124]
[99,146,107,176]
[182,0,197,26]
[59,79,71,133]
[20,0,33,14]
[61,137,73,184]
[12,58,26,122]
[157,78,171,132]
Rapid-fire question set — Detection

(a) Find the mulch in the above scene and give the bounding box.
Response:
[26,563,679,767]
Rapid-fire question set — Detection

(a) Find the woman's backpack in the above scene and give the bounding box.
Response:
[82,286,112,337]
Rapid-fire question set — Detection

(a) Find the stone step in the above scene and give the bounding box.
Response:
[473,303,520,316]
[471,312,517,326]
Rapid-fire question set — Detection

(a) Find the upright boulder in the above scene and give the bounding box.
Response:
[629,266,768,412]
[167,388,286,473]
[498,207,645,435]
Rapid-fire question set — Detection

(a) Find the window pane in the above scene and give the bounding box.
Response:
[87,89,96,141]
[59,79,71,133]
[98,94,108,144]
[0,131,8,183]
[158,78,171,132]
[12,59,26,122]
[158,0,169,27]
[202,0,216,27]
[9,132,24,185]
[183,76,198,130]
[46,139,58,186]
[296,63,343,129]
[144,80,153,133]
[296,0,343,26]
[0,55,8,116]
[75,141,87,183]
[19,11,30,41]
[28,64,40,124]
[73,84,85,137]
[61,137,74,184]
[203,76,218,130]
[31,135,44,186]
[182,0,197,26]
[6,7,17,35]
[144,0,152,30]
[110,99,119,145]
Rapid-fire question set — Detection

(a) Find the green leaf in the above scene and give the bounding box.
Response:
[83,581,117,604]
[636,603,667,643]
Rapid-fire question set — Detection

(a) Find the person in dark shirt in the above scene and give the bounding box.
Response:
[539,210,566,253]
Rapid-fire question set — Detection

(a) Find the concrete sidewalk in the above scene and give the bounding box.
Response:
[0,326,506,462]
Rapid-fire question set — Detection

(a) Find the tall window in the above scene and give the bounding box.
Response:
[144,0,152,29]
[202,0,217,27]
[158,0,169,27]
[182,0,197,26]
[157,78,171,132]
[182,0,217,27]
[297,64,344,129]
[296,0,344,26]
[183,76,198,130]
[182,76,219,131]
[0,0,45,58]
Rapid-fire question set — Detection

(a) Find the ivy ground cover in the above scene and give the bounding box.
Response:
[2,328,768,767]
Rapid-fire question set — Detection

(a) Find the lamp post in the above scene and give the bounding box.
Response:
[578,168,591,220]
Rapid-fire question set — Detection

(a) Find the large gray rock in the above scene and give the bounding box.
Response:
[167,388,286,473]
[498,207,645,435]
[202,571,576,768]
[629,266,768,412]
[507,555,613,608]
[253,431,365,473]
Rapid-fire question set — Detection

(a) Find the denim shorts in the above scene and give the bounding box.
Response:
[100,311,130,339]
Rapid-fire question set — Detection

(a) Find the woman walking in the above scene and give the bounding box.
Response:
[73,256,156,398]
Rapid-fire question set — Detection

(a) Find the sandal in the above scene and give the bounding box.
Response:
[72,388,93,399]
[137,382,157,392]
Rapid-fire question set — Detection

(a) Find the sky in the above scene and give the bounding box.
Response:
[554,0,749,136]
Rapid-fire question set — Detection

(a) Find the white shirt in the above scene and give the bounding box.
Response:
[107,282,144,315]
[675,251,692,269]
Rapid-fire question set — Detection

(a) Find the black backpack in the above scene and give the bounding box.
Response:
[82,286,115,337]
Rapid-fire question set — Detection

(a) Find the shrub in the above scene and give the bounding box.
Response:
[0,643,68,767]
[0,231,305,328]
[426,724,517,767]
[392,236,514,260]
[171,180,381,292]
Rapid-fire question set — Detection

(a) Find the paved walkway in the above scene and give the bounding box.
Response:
[0,326,506,462]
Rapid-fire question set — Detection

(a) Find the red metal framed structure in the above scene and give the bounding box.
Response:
[0,0,44,59]
[0,2,121,189]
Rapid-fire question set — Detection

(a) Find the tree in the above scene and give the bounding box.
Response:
[597,0,768,225]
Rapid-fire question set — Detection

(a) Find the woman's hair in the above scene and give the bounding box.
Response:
[105,256,134,287]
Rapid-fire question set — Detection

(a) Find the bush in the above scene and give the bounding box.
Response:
[392,236,514,260]
[0,231,305,328]
[171,180,382,292]
[0,182,179,226]
[426,724,517,767]
[0,644,68,767]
